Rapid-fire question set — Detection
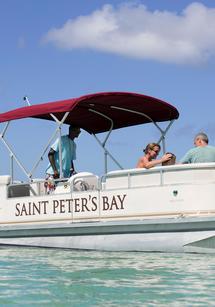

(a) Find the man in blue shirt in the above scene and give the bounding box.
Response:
[180,132,215,164]
[46,125,81,178]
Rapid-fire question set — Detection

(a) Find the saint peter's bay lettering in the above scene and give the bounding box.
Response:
[15,194,127,217]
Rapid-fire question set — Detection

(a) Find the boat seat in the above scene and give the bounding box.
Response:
[8,183,30,198]
[69,172,99,191]
[0,175,11,185]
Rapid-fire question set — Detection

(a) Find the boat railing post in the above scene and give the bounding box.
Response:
[98,189,101,221]
[160,169,164,186]
[71,189,74,223]
[128,172,131,189]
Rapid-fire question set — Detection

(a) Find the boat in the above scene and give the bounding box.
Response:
[0,91,215,253]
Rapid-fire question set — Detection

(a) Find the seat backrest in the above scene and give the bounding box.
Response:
[8,184,30,198]
[69,172,99,191]
[0,175,11,185]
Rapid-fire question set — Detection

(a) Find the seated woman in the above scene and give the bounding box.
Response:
[136,143,172,169]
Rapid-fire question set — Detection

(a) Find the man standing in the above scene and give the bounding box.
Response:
[46,125,81,179]
[180,132,215,164]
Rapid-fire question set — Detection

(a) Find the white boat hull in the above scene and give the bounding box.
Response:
[1,164,215,253]
[0,232,215,253]
[0,217,215,253]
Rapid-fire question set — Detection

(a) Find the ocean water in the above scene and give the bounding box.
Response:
[0,248,215,306]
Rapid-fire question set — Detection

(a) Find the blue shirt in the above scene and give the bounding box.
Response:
[46,135,76,178]
[180,145,215,164]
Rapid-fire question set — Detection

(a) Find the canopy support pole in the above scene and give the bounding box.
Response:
[29,111,70,179]
[0,111,70,181]
[29,128,59,179]
[93,133,123,172]
[157,120,175,154]
[89,109,123,173]
[10,154,14,184]
[22,97,70,179]
[0,123,29,179]
[111,106,175,155]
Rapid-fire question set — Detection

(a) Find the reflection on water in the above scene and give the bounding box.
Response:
[0,247,215,306]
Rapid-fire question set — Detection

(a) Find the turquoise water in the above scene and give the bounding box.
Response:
[0,248,215,306]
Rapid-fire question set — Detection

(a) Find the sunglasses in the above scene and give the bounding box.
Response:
[152,148,160,154]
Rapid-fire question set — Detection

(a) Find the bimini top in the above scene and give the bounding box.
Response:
[0,92,179,134]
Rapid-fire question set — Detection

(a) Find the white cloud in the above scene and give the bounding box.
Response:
[43,2,215,64]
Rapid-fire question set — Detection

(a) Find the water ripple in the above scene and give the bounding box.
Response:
[0,248,215,306]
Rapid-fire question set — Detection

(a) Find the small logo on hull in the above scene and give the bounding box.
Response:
[173,190,178,197]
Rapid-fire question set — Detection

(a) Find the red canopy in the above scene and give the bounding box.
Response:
[0,92,179,134]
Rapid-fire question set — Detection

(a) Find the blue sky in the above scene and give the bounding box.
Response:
[1,0,215,179]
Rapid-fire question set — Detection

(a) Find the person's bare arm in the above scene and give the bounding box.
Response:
[70,161,76,176]
[48,148,59,178]
[137,153,172,169]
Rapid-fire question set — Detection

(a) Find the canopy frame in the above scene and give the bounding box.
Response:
[0,110,176,181]
[0,112,70,182]
[0,92,179,181]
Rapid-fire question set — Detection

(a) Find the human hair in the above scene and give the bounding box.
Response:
[69,125,79,133]
[195,132,209,144]
[162,152,176,166]
[143,143,161,154]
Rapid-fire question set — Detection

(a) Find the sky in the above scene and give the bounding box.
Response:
[1,0,215,179]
